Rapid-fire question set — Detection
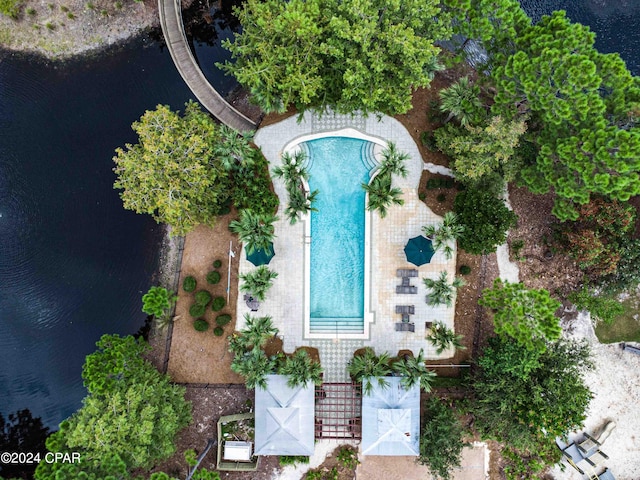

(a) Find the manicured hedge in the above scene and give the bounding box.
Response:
[213,326,224,336]
[189,303,206,318]
[206,270,221,285]
[212,296,226,312]
[213,259,222,268]
[195,290,212,306]
[183,276,197,292]
[194,319,209,332]
[216,314,232,327]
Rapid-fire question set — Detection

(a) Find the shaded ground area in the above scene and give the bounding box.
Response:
[166,217,243,385]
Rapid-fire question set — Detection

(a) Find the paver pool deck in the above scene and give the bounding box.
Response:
[237,111,457,382]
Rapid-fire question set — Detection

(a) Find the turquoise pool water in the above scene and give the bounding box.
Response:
[304,137,377,333]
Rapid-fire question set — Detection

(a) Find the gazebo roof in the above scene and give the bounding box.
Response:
[361,377,420,456]
[254,374,315,456]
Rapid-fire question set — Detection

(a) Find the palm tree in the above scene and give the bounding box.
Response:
[279,350,323,388]
[423,271,466,307]
[347,347,392,395]
[230,348,276,390]
[229,209,277,255]
[392,349,437,392]
[378,142,409,178]
[422,212,465,259]
[241,314,278,351]
[240,266,278,301]
[439,77,482,127]
[273,151,318,225]
[362,173,404,218]
[427,321,466,355]
[214,124,255,171]
[285,188,318,225]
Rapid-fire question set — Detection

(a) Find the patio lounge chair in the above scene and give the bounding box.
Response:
[395,322,415,332]
[596,468,616,480]
[579,421,616,455]
[622,342,640,355]
[396,268,418,277]
[396,285,418,294]
[395,305,415,314]
[401,277,411,286]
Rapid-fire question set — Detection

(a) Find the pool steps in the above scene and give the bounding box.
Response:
[310,317,365,334]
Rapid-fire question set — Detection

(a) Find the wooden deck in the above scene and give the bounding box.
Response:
[158,0,257,132]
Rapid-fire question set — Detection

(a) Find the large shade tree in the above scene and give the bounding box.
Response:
[220,0,451,115]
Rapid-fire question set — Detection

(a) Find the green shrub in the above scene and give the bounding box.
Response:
[420,131,438,151]
[418,191,426,201]
[426,177,455,190]
[216,314,232,327]
[194,319,209,332]
[436,193,446,203]
[189,303,206,318]
[206,270,221,285]
[142,286,176,318]
[213,259,222,268]
[569,285,624,325]
[213,326,224,336]
[60,4,68,11]
[45,22,55,30]
[114,0,122,8]
[336,447,359,469]
[194,290,212,306]
[212,296,226,312]
[26,7,35,14]
[231,149,279,215]
[86,1,95,9]
[0,0,21,17]
[100,8,108,15]
[279,456,310,467]
[183,276,197,292]
[459,265,471,275]
[66,11,74,18]
[305,470,323,480]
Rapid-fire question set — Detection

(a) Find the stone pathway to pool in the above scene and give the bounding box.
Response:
[237,111,457,380]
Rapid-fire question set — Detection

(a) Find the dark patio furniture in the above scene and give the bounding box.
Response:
[622,342,640,355]
[395,305,415,314]
[396,286,417,294]
[396,268,418,278]
[597,468,616,480]
[243,294,260,311]
[401,277,411,287]
[395,322,415,332]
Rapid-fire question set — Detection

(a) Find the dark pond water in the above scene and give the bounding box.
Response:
[0,0,638,432]
[0,36,196,428]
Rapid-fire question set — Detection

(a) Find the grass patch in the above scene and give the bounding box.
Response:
[594,296,640,343]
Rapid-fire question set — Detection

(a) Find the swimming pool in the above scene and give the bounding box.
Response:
[303,137,378,334]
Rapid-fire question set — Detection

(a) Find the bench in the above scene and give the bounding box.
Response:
[622,343,640,355]
[396,286,417,294]
[396,268,418,278]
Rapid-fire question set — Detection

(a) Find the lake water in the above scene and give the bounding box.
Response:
[0,0,638,430]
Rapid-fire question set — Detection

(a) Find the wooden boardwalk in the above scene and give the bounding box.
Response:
[158,0,257,132]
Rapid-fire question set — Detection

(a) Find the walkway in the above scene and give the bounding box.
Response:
[158,0,257,132]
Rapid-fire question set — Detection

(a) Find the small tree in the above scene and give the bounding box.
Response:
[378,142,409,178]
[479,279,562,354]
[363,173,404,218]
[230,348,276,390]
[438,77,483,127]
[422,212,464,260]
[427,322,466,355]
[278,350,323,388]
[423,271,465,307]
[419,397,466,480]
[240,314,278,352]
[240,266,278,302]
[229,209,277,255]
[347,348,391,395]
[392,349,436,392]
[141,286,176,319]
[272,150,318,225]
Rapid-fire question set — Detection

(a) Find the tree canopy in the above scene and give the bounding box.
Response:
[221,0,451,115]
[479,279,562,353]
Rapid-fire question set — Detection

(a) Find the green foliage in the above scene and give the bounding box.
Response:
[421,131,438,151]
[347,348,391,395]
[229,209,277,255]
[272,150,318,224]
[278,350,323,388]
[378,142,409,179]
[453,188,517,255]
[183,276,197,292]
[38,335,191,475]
[279,455,310,467]
[336,446,359,469]
[194,319,209,332]
[427,321,466,355]
[213,259,222,268]
[418,397,466,480]
[194,290,212,306]
[0,0,21,18]
[206,270,221,285]
[231,149,279,216]
[234,314,278,352]
[601,238,640,294]
[438,77,483,127]
[213,326,224,337]
[459,265,471,275]
[392,349,437,392]
[141,286,176,318]
[510,239,524,260]
[240,265,278,302]
[189,303,206,318]
[479,279,562,353]
[569,285,624,325]
[211,296,226,312]
[215,314,232,327]
[435,116,527,182]
[221,0,450,115]
[423,271,465,307]
[113,102,237,236]
[422,212,465,260]
[554,197,636,278]
[230,348,276,390]
[492,11,640,220]
[472,336,592,457]
[363,172,404,218]
[426,177,455,189]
